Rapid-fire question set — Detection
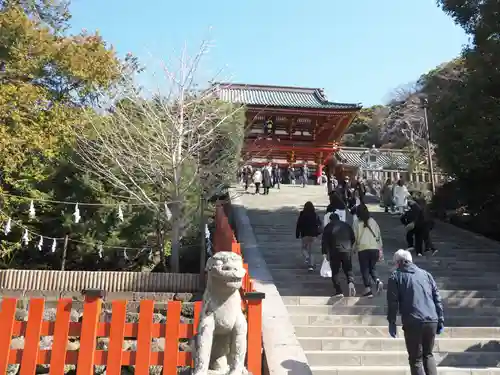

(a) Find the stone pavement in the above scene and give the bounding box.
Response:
[235,184,500,375]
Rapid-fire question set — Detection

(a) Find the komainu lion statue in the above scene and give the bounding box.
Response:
[192,251,249,375]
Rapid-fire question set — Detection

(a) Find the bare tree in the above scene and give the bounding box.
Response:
[383,82,432,154]
[75,41,245,272]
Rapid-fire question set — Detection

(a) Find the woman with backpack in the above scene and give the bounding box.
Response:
[354,204,384,297]
[296,201,322,271]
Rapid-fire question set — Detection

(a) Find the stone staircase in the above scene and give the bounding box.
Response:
[237,185,500,375]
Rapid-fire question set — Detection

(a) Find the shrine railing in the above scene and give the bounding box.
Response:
[213,201,264,373]
[0,200,264,375]
[0,290,264,375]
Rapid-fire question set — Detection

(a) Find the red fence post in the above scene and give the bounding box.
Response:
[244,291,265,375]
[106,300,127,375]
[164,301,182,375]
[0,298,17,374]
[77,289,103,375]
[213,204,235,253]
[20,298,45,375]
[49,299,72,375]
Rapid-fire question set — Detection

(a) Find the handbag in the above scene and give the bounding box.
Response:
[320,258,332,278]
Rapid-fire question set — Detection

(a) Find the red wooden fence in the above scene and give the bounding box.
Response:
[0,292,263,375]
[0,200,264,375]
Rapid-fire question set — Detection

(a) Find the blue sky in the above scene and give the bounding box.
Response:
[69,0,468,107]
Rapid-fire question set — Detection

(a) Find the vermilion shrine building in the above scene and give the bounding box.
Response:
[214,83,362,178]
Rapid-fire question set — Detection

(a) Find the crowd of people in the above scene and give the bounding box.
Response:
[294,177,443,375]
[239,162,327,193]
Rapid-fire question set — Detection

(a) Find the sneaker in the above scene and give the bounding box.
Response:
[308,266,314,272]
[417,253,423,257]
[376,280,383,294]
[333,292,344,298]
[362,291,374,298]
[432,249,438,256]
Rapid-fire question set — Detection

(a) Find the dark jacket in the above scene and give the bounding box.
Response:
[327,191,346,211]
[387,262,444,327]
[401,202,434,229]
[321,218,355,255]
[401,204,420,226]
[296,211,321,238]
[262,168,272,188]
[356,180,366,196]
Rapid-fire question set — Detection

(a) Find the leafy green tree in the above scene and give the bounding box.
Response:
[428,0,500,237]
[0,4,129,264]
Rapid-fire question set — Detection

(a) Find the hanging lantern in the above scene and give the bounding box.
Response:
[264,118,274,135]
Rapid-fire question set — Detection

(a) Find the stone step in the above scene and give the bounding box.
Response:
[274,280,500,291]
[289,314,500,327]
[262,251,500,261]
[299,337,500,352]
[264,261,500,270]
[293,325,500,339]
[283,295,500,307]
[305,350,500,367]
[273,273,500,284]
[310,365,500,375]
[277,286,500,297]
[271,267,500,277]
[287,304,500,316]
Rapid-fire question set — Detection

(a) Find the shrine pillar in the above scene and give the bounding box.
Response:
[315,153,324,185]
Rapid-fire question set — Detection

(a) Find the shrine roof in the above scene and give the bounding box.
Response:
[337,147,411,169]
[214,83,362,110]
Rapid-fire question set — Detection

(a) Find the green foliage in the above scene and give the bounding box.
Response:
[0,3,150,269]
[342,105,388,147]
[428,0,500,237]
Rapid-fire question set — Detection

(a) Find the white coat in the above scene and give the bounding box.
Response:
[253,170,262,184]
[393,185,409,207]
[323,209,347,227]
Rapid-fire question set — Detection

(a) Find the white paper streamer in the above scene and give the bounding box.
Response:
[73,203,81,223]
[164,202,172,221]
[98,244,103,258]
[123,248,128,260]
[37,236,43,251]
[29,200,36,219]
[22,229,29,245]
[4,218,11,235]
[51,238,57,253]
[117,205,124,222]
[148,248,153,261]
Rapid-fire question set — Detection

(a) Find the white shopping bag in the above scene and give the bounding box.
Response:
[320,258,332,278]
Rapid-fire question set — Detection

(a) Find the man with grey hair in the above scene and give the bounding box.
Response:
[387,249,444,375]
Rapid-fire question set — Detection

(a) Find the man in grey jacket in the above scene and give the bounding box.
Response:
[387,249,444,375]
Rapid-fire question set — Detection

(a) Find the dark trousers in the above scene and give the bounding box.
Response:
[244,180,249,191]
[254,182,260,194]
[406,229,415,248]
[329,251,354,294]
[403,323,438,375]
[414,225,434,255]
[263,186,270,195]
[358,249,379,288]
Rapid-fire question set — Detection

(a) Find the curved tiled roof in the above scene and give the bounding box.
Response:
[214,83,361,110]
[337,147,410,170]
